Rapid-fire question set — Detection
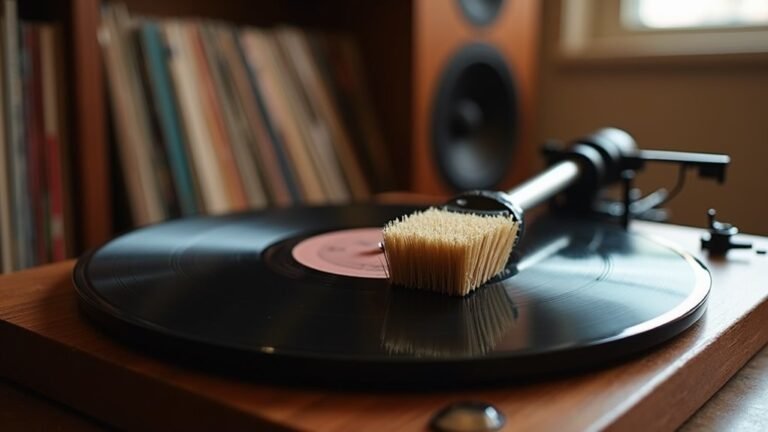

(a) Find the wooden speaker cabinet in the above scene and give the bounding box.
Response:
[411,0,541,194]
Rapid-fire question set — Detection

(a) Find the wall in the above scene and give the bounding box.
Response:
[536,1,768,235]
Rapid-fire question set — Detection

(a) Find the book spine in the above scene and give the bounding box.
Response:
[0,9,12,271]
[217,27,287,208]
[139,22,199,217]
[284,28,371,201]
[135,22,181,219]
[163,21,230,214]
[53,22,74,258]
[100,6,150,225]
[23,24,48,264]
[235,32,301,205]
[39,25,67,261]
[241,30,326,204]
[318,35,396,193]
[5,0,34,269]
[100,4,167,225]
[188,23,248,211]
[201,24,268,209]
[273,28,351,203]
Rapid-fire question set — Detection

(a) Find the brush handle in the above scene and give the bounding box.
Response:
[504,161,581,211]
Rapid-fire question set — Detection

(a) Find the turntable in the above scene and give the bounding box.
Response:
[0,129,767,430]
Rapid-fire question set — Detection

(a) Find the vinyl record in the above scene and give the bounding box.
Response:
[74,204,710,387]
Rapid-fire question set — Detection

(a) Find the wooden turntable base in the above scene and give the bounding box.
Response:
[0,222,767,431]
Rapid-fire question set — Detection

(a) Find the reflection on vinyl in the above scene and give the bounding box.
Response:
[74,204,710,387]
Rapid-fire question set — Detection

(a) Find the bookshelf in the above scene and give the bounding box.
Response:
[6,0,538,263]
[54,0,414,252]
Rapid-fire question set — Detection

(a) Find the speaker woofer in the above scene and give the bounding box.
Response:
[457,0,506,26]
[432,43,519,191]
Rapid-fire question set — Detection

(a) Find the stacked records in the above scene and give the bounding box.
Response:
[0,0,73,272]
[100,3,396,227]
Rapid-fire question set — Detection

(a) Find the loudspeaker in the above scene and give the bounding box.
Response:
[412,0,540,194]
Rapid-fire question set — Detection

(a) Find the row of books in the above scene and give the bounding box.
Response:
[100,4,395,227]
[0,0,72,272]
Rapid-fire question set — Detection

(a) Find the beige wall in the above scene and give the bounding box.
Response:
[536,2,768,235]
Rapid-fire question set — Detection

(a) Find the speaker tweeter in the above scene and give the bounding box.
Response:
[457,0,506,26]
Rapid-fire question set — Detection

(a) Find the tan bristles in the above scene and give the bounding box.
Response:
[382,208,520,296]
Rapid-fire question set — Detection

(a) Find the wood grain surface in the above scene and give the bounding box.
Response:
[681,342,768,431]
[0,378,105,431]
[0,222,767,431]
[70,0,112,250]
[4,344,768,430]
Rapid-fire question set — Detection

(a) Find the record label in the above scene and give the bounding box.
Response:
[291,228,387,278]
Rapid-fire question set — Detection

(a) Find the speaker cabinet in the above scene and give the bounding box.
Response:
[413,0,540,194]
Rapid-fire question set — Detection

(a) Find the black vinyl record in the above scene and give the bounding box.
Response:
[74,204,710,387]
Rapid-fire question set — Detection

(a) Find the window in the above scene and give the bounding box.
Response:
[624,0,768,30]
[560,0,768,60]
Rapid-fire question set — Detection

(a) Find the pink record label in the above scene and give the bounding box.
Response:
[291,228,389,278]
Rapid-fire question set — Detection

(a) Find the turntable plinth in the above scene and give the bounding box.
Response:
[1,222,767,431]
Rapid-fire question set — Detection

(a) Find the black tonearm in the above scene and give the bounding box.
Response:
[440,128,730,242]
[541,128,730,228]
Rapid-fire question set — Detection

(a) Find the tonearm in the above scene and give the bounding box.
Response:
[540,128,730,229]
[440,128,733,255]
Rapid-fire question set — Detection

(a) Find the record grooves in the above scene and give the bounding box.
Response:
[73,204,710,387]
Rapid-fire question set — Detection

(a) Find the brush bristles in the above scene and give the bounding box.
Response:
[382,208,519,296]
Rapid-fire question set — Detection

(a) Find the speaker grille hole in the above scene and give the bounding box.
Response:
[432,43,519,191]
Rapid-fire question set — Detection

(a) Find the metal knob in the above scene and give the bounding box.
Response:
[430,401,505,432]
[701,209,752,256]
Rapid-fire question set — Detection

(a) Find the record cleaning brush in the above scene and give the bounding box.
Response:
[383,203,521,297]
[383,128,640,296]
